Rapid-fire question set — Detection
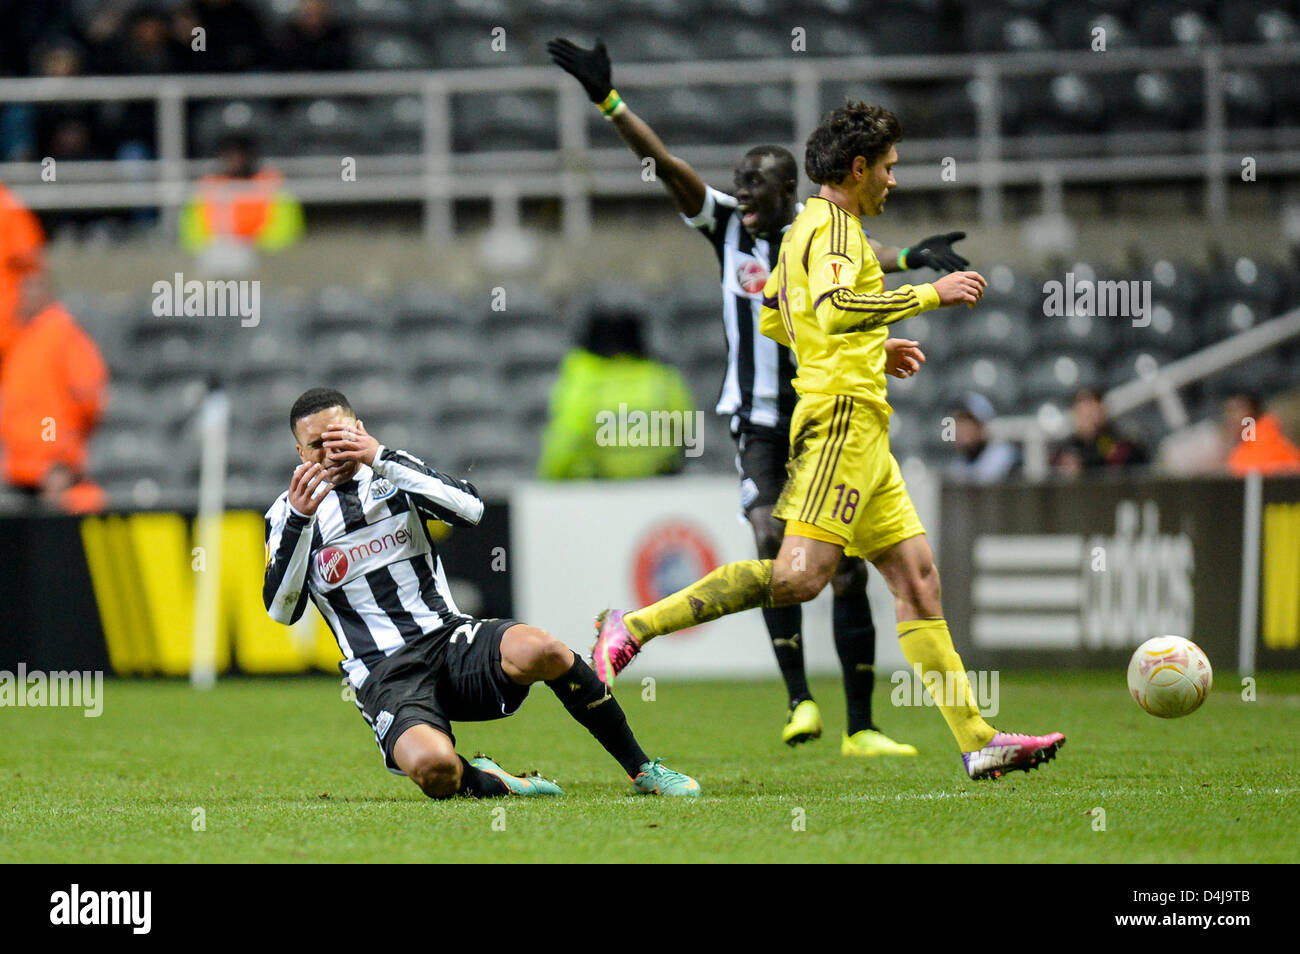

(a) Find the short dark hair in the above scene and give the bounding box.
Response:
[580,308,647,358]
[290,387,352,436]
[744,144,798,185]
[804,101,902,185]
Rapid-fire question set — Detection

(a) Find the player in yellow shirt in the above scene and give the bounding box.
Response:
[592,101,1065,780]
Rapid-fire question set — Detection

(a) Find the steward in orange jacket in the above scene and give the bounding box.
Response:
[0,270,107,512]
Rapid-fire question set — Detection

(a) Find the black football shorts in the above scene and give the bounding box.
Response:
[354,617,529,775]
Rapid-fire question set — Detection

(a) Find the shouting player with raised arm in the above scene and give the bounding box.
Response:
[263,387,699,798]
[588,103,1065,781]
[549,37,966,756]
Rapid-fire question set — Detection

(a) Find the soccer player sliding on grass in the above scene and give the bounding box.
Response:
[592,103,1065,780]
[264,387,698,798]
[550,36,972,757]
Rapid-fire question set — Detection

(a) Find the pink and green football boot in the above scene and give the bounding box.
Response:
[962,730,1065,780]
[591,609,641,688]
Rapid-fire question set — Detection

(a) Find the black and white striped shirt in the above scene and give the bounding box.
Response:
[262,447,484,688]
[684,185,800,433]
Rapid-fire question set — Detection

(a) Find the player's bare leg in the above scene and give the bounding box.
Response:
[501,624,698,795]
[389,723,549,798]
[870,534,1063,778]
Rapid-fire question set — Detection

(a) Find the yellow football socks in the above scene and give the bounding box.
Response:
[898,618,996,753]
[623,559,774,644]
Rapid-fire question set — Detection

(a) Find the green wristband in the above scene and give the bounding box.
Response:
[898,247,910,270]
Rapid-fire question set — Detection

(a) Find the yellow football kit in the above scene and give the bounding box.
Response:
[760,196,940,560]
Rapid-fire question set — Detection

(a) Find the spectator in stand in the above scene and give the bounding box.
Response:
[94,6,190,163]
[0,181,46,363]
[32,39,104,161]
[1053,387,1149,476]
[946,392,1018,484]
[1223,390,1300,476]
[538,309,696,480]
[0,267,107,513]
[276,0,352,72]
[192,0,271,72]
[179,134,305,268]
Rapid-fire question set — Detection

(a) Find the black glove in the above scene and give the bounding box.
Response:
[905,231,969,272]
[546,37,613,104]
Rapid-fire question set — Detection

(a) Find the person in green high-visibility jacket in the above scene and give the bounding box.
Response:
[539,309,698,480]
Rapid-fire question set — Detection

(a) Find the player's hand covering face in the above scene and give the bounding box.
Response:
[294,405,374,487]
[322,418,380,475]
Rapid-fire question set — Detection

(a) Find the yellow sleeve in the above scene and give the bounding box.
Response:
[810,221,938,334]
[759,264,791,348]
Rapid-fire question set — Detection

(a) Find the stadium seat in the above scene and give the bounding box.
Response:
[1021,353,1103,404]
[1220,1,1299,45]
[1222,69,1275,128]
[1038,310,1118,358]
[1203,256,1286,311]
[352,29,437,69]
[284,98,370,156]
[1105,348,1178,388]
[453,92,558,152]
[307,286,387,335]
[498,328,569,377]
[190,100,282,158]
[333,0,418,30]
[712,85,794,143]
[980,264,1043,314]
[361,95,425,153]
[1136,2,1218,47]
[408,336,490,382]
[318,329,403,377]
[1121,301,1199,356]
[1048,8,1139,52]
[708,17,792,59]
[819,79,902,118]
[940,355,1021,409]
[950,306,1036,361]
[603,21,703,62]
[1101,70,1202,134]
[432,23,525,68]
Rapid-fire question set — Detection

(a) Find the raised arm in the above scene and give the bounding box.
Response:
[548,37,706,217]
[321,420,485,527]
[870,232,970,274]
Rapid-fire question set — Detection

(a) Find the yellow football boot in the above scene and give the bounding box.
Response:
[841,729,918,757]
[782,699,823,746]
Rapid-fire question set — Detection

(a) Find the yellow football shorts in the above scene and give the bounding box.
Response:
[772,392,925,561]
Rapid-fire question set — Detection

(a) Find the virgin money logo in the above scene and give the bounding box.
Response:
[737,258,768,294]
[316,547,349,584]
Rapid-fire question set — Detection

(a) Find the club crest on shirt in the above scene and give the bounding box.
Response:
[369,477,396,501]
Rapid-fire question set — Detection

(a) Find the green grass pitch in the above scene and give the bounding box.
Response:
[2,671,1297,863]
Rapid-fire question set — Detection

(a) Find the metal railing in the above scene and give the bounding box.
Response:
[988,305,1300,479]
[1,43,1298,238]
